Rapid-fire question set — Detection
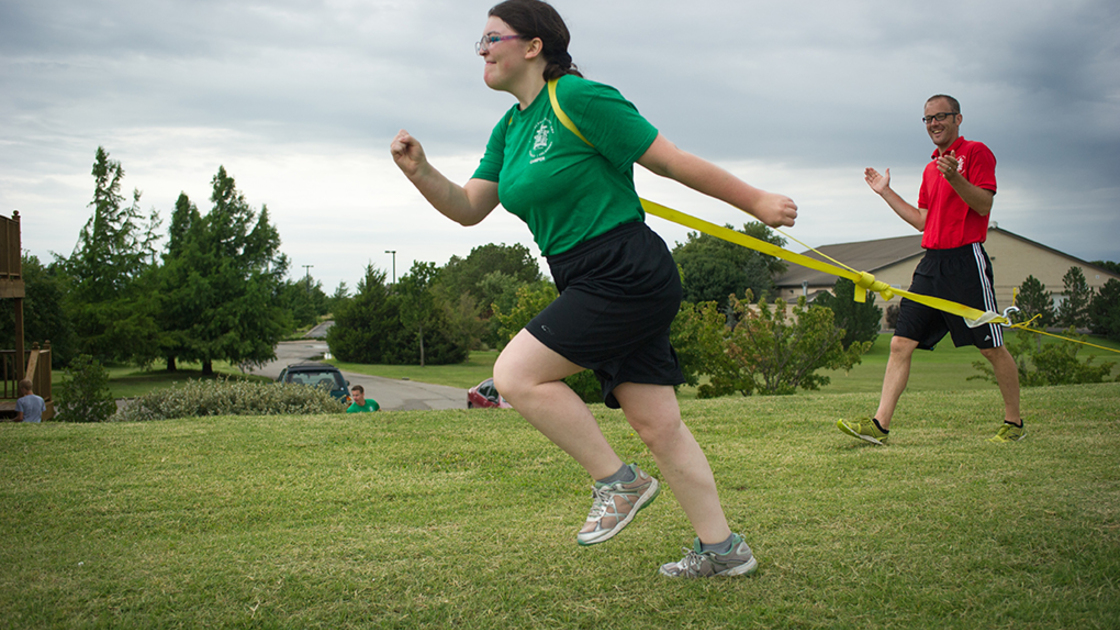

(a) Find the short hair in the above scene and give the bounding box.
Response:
[350,384,364,394]
[18,378,34,394]
[926,94,961,114]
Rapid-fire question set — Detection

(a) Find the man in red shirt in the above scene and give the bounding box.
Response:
[839,94,1024,445]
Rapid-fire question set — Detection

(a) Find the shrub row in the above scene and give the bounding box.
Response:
[113,378,346,422]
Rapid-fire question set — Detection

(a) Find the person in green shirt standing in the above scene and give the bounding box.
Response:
[346,385,379,413]
[390,0,798,578]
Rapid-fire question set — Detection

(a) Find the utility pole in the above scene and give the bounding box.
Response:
[302,264,313,293]
[385,250,397,284]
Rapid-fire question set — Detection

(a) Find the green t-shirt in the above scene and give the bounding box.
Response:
[346,400,380,413]
[472,75,659,256]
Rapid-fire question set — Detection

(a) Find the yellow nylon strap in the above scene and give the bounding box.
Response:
[545,78,1009,328]
[548,79,592,146]
[638,199,1008,327]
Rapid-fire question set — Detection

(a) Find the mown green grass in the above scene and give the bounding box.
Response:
[2,384,1118,629]
[328,351,502,390]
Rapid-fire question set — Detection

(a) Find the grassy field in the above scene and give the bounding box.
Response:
[2,383,1118,628]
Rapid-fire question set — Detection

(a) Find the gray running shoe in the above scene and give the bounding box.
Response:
[659,533,758,578]
[576,464,660,546]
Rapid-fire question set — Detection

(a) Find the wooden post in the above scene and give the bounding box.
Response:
[14,300,24,381]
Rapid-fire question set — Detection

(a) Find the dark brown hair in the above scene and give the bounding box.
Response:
[489,0,582,80]
[927,94,961,114]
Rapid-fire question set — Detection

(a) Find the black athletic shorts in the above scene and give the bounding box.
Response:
[895,242,1005,350]
[527,221,685,408]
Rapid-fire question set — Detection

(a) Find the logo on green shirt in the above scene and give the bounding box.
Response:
[529,118,555,163]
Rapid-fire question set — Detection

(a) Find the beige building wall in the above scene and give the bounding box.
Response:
[983,229,1118,309]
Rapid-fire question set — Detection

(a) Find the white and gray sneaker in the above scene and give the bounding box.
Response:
[576,464,660,546]
[659,533,758,578]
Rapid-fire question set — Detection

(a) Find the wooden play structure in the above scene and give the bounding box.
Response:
[2,211,54,420]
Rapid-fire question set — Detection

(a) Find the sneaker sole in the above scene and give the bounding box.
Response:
[576,478,660,546]
[658,554,759,578]
[837,419,885,446]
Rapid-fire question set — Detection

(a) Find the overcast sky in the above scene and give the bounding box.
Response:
[2,0,1118,294]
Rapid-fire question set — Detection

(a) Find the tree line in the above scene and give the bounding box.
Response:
[2,148,335,372]
[1013,266,1120,339]
[4,146,1115,396]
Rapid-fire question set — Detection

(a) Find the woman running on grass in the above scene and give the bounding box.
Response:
[390,0,797,577]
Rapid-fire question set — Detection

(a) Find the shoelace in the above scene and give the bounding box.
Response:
[676,548,709,576]
[585,486,614,519]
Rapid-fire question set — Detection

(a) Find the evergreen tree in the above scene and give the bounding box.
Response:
[327,266,403,364]
[156,193,203,370]
[813,278,883,349]
[1090,260,1120,275]
[1056,266,1094,329]
[62,147,162,363]
[1013,275,1055,328]
[155,169,289,374]
[328,281,350,317]
[1088,279,1120,341]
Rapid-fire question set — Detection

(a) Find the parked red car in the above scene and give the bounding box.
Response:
[467,378,512,409]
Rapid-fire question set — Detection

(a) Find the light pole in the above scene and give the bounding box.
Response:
[385,250,396,284]
[302,264,313,293]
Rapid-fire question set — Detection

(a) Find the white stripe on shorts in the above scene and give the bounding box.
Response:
[970,242,1003,346]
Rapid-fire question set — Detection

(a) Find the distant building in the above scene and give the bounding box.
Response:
[774,225,1120,329]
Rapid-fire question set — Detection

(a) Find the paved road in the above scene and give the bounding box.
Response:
[250,340,468,411]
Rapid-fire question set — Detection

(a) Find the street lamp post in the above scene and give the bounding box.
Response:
[385,250,396,284]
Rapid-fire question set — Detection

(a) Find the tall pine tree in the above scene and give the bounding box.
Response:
[63,147,162,363]
[156,167,290,374]
[1057,267,1094,330]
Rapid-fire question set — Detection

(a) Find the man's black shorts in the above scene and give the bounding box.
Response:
[895,242,1005,350]
[527,221,685,408]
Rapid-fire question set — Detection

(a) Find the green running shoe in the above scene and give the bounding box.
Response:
[837,417,889,445]
[989,422,1026,443]
[659,533,759,578]
[576,464,660,546]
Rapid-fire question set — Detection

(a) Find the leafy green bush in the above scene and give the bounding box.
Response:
[55,354,117,423]
[698,292,870,397]
[970,328,1115,387]
[670,299,732,388]
[112,378,346,422]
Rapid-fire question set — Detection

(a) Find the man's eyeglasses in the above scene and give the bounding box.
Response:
[476,34,524,54]
[922,112,958,124]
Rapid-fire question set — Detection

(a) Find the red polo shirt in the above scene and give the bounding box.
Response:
[917,136,997,250]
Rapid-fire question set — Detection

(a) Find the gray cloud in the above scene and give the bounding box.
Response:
[2,0,1117,293]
